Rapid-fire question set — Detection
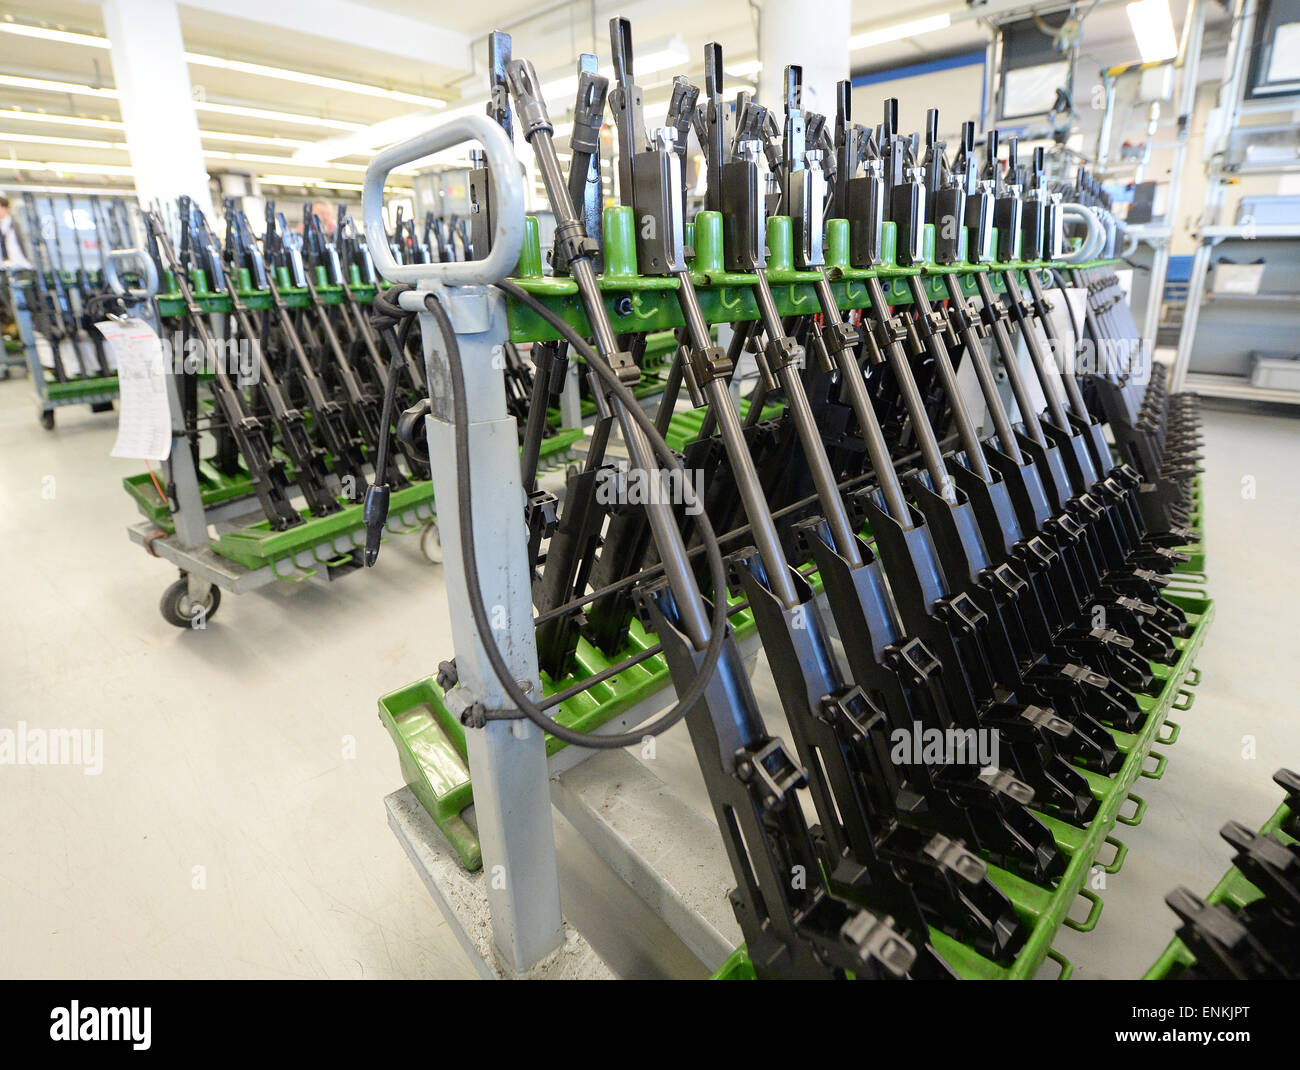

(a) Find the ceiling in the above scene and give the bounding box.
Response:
[0,0,1220,200]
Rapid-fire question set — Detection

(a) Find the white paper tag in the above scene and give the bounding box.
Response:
[98,318,171,461]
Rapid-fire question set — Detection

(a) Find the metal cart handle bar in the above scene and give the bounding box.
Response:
[105,247,159,300]
[1060,203,1103,263]
[363,115,524,287]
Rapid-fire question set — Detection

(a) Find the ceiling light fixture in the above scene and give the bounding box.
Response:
[0,131,124,150]
[256,175,404,192]
[192,100,364,131]
[0,157,136,176]
[0,21,447,108]
[183,54,447,108]
[0,21,107,48]
[847,13,951,51]
[0,109,123,132]
[204,149,365,172]
[1125,0,1178,63]
[0,113,315,150]
[0,74,363,132]
[198,130,313,149]
[0,74,117,98]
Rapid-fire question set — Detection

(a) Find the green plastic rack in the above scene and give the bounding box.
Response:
[373,207,1174,976]
[124,427,584,573]
[1144,800,1295,979]
[713,589,1214,980]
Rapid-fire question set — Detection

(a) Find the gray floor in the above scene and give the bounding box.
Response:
[1,368,1297,979]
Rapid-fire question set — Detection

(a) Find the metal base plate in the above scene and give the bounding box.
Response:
[385,787,613,979]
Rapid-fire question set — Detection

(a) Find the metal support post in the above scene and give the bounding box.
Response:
[419,287,565,975]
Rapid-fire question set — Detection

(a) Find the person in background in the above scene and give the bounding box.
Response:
[311,201,335,239]
[0,196,34,270]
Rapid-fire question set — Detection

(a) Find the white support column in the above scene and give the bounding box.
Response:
[102,0,213,218]
[758,0,850,116]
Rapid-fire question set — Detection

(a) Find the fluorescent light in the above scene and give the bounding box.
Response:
[205,149,365,172]
[294,105,474,164]
[0,21,446,108]
[199,130,312,149]
[184,53,446,108]
[630,35,691,75]
[0,74,117,98]
[0,158,401,187]
[0,136,363,175]
[540,39,688,107]
[257,175,402,192]
[193,100,364,131]
[0,131,124,150]
[0,109,124,132]
[848,13,951,51]
[0,22,108,48]
[0,73,367,132]
[0,113,316,150]
[300,32,689,166]
[0,158,135,176]
[724,59,763,77]
[0,183,133,194]
[541,74,581,102]
[1126,0,1178,63]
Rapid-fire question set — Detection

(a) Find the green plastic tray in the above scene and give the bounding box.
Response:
[714,590,1214,980]
[46,373,119,403]
[1144,800,1295,979]
[379,595,760,869]
[127,427,584,567]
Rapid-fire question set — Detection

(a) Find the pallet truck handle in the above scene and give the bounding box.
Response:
[104,247,159,302]
[363,115,523,288]
[1060,202,1104,263]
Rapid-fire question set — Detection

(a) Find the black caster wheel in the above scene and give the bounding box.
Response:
[40,410,55,430]
[160,577,221,629]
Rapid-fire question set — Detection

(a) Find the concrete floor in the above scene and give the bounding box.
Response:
[1,368,1297,979]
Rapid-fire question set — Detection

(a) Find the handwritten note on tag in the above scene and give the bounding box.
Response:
[98,318,171,461]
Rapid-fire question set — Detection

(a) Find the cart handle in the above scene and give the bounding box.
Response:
[363,114,523,288]
[1060,203,1104,263]
[105,247,159,301]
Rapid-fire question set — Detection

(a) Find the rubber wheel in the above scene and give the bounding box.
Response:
[420,522,443,565]
[160,578,221,629]
[40,410,55,430]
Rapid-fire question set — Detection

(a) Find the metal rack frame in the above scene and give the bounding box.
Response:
[365,109,1213,977]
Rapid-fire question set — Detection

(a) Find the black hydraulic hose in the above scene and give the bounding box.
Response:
[362,284,416,565]
[432,280,731,750]
[1051,269,1083,352]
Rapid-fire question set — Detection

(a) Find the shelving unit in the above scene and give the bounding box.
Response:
[1167,0,1300,404]
[1170,224,1300,404]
